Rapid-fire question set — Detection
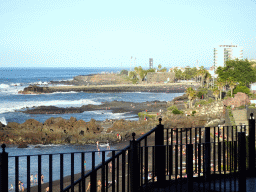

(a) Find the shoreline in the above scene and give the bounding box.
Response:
[19,82,200,94]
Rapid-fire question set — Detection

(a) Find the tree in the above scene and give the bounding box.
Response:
[227,77,236,97]
[158,64,162,70]
[216,78,225,100]
[204,71,212,88]
[233,85,251,95]
[120,70,128,76]
[213,88,219,101]
[174,69,183,80]
[185,87,196,108]
[216,58,256,87]
[129,71,137,79]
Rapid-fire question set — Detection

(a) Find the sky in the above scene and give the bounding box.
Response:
[0,0,256,69]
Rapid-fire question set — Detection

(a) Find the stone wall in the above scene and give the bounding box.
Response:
[147,72,175,83]
[183,100,224,119]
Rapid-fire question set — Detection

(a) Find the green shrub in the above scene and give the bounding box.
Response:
[172,109,183,114]
[233,85,251,95]
[238,105,245,109]
[167,105,178,111]
[192,111,196,116]
[207,98,214,103]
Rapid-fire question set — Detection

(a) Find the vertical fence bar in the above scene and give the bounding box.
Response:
[218,142,221,174]
[27,156,30,192]
[49,154,52,192]
[180,130,182,178]
[102,151,105,192]
[155,118,165,186]
[130,133,140,192]
[144,137,148,186]
[15,156,18,192]
[204,127,210,181]
[122,150,125,192]
[60,153,63,191]
[81,153,85,192]
[249,113,255,176]
[112,151,115,192]
[0,144,8,192]
[195,128,198,174]
[91,152,96,192]
[38,155,41,192]
[238,132,246,191]
[186,144,193,192]
[71,153,74,192]
[170,129,173,175]
[140,143,143,186]
[166,129,169,175]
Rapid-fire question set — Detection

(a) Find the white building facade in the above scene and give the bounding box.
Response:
[213,44,243,72]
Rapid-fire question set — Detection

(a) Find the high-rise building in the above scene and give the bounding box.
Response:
[213,43,243,72]
[149,58,153,69]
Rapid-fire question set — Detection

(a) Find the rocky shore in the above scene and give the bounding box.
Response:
[18,82,200,94]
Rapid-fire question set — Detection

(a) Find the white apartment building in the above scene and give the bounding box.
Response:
[213,44,243,72]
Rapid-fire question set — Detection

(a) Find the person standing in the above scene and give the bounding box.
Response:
[84,160,86,170]
[41,174,44,184]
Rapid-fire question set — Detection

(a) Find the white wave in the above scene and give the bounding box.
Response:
[31,81,48,85]
[0,117,7,125]
[0,84,10,89]
[0,99,101,114]
[10,83,22,86]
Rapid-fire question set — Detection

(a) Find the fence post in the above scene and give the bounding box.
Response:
[249,113,255,176]
[186,144,193,192]
[0,144,8,192]
[204,127,211,181]
[155,118,166,187]
[238,132,246,191]
[130,133,140,192]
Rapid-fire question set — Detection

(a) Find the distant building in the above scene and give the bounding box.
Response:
[147,72,175,83]
[149,58,153,69]
[213,43,243,71]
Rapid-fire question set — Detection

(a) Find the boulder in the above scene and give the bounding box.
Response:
[7,122,19,129]
[19,119,43,130]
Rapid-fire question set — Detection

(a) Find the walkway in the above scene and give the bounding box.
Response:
[232,109,248,126]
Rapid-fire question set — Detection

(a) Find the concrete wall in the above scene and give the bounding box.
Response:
[147,72,175,83]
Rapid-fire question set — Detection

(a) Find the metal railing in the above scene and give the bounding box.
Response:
[0,113,256,191]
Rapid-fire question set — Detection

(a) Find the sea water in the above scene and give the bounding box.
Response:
[0,67,185,190]
[6,144,116,190]
[0,67,185,124]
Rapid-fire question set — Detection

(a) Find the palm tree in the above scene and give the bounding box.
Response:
[213,88,219,101]
[204,71,212,89]
[185,87,196,108]
[184,101,188,109]
[216,79,225,100]
[227,77,236,97]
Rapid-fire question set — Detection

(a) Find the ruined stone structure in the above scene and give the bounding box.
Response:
[146,72,175,83]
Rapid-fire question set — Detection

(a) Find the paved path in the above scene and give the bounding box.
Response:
[232,109,248,126]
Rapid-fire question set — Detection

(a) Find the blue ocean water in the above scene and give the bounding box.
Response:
[0,67,185,190]
[0,67,185,124]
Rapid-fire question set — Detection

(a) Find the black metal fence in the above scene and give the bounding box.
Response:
[0,113,256,192]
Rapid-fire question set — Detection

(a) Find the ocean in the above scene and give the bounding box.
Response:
[0,67,185,190]
[0,67,185,124]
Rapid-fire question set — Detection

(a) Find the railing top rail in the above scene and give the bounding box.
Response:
[136,125,158,142]
[7,148,129,158]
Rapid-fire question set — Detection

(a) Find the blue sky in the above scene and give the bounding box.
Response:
[0,0,256,69]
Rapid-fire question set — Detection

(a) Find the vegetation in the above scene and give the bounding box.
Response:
[172,109,184,114]
[216,58,256,88]
[167,105,178,111]
[233,85,252,96]
[120,69,129,76]
[185,87,197,108]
